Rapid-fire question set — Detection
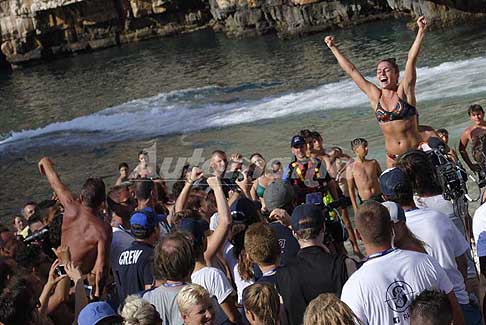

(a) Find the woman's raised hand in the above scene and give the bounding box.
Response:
[324,36,335,48]
[417,16,427,31]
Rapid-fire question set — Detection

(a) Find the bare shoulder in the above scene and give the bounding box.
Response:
[461,126,473,137]
[346,160,357,177]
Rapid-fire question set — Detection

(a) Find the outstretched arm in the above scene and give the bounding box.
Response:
[38,157,76,210]
[205,176,231,264]
[324,36,380,102]
[175,167,203,213]
[401,16,427,103]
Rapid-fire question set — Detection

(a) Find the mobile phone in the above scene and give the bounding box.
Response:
[56,264,66,276]
[84,285,93,297]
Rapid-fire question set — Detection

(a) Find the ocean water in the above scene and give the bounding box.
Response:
[1,18,486,220]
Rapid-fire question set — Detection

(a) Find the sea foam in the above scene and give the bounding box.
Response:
[1,56,485,151]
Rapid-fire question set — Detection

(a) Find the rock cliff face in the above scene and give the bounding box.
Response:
[210,0,486,38]
[1,0,485,67]
[209,0,392,38]
[0,0,210,66]
[385,0,486,27]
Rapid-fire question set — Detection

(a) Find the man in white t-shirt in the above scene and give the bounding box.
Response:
[473,204,486,325]
[473,202,486,277]
[341,200,463,325]
[380,167,481,325]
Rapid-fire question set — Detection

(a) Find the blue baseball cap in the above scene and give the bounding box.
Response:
[291,135,306,148]
[78,302,118,325]
[130,207,166,230]
[381,201,406,223]
[291,204,324,232]
[379,168,412,197]
[177,217,209,246]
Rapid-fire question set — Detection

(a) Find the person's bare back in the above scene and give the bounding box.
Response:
[38,157,111,297]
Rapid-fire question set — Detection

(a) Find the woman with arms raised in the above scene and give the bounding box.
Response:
[325,16,427,167]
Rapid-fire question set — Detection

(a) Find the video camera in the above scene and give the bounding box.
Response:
[23,227,49,244]
[427,138,468,201]
[305,192,351,221]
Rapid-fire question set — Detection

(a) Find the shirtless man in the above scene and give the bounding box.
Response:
[437,128,458,162]
[308,133,362,257]
[309,131,332,172]
[346,138,383,215]
[459,104,486,172]
[129,151,157,179]
[38,157,112,297]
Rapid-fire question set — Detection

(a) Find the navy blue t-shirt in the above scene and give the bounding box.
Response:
[269,222,299,266]
[113,240,154,303]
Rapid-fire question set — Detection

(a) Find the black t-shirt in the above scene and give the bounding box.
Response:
[256,273,277,285]
[269,222,299,266]
[113,241,154,303]
[276,246,347,325]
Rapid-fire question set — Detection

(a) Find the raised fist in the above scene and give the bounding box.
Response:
[417,16,427,31]
[324,36,335,48]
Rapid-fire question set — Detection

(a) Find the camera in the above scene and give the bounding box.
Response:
[427,138,468,201]
[23,228,49,244]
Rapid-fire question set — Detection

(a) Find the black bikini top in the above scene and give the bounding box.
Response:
[375,97,418,123]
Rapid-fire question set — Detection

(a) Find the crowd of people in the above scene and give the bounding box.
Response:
[2,14,486,325]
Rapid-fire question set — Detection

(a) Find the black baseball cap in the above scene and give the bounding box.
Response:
[291,204,324,232]
[177,217,209,246]
[379,168,412,197]
[230,197,258,225]
[291,135,306,148]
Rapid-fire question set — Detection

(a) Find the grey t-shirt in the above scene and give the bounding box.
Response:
[143,286,183,325]
[142,285,231,325]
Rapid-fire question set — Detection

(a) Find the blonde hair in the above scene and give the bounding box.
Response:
[121,295,161,325]
[176,284,212,315]
[303,293,362,325]
[243,283,279,324]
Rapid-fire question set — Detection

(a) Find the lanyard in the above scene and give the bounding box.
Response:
[365,247,396,262]
[163,282,186,288]
[262,268,277,277]
[404,207,419,213]
[118,225,133,237]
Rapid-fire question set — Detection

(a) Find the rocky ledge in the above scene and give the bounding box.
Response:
[0,0,210,67]
[1,0,485,67]
[210,0,486,38]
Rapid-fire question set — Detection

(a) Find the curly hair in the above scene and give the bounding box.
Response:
[243,283,279,324]
[121,295,162,325]
[303,293,362,325]
[410,289,452,325]
[0,276,38,325]
[396,149,442,197]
